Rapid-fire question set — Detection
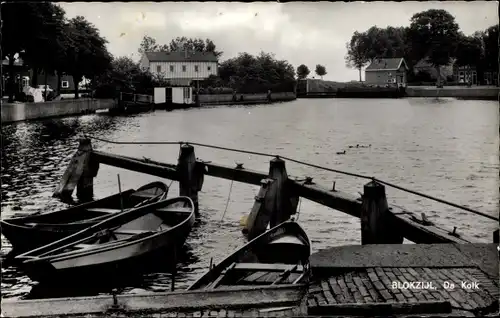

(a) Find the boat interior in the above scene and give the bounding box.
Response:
[197,233,310,290]
[28,200,193,258]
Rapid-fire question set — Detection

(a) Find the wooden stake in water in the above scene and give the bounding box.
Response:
[117,174,124,213]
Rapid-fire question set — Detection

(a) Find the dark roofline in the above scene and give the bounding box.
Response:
[365,57,408,72]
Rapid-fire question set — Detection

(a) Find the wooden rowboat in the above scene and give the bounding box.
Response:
[188,220,311,290]
[15,196,195,284]
[1,182,168,254]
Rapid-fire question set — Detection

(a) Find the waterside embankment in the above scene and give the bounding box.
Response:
[1,98,116,124]
[198,92,296,106]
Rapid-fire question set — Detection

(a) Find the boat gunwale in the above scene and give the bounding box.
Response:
[17,196,194,263]
[187,220,312,290]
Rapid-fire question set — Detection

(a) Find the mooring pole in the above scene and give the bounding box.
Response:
[246,157,298,240]
[171,244,177,292]
[268,157,297,227]
[177,144,203,215]
[361,180,403,244]
[54,138,98,202]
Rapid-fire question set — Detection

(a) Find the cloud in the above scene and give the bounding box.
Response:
[59,1,498,81]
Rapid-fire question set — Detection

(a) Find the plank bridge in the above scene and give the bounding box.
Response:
[53,137,499,245]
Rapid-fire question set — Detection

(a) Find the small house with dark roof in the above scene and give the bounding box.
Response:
[365,57,408,86]
[139,50,218,85]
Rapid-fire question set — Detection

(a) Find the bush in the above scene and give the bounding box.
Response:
[94,84,118,99]
[45,90,57,101]
[15,92,27,102]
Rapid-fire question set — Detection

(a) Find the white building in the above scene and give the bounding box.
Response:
[139,51,218,86]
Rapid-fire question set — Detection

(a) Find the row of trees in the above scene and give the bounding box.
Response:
[138,36,223,59]
[2,3,112,102]
[111,35,299,94]
[345,9,499,85]
[296,64,327,80]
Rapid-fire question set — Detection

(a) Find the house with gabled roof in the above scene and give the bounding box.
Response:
[139,51,218,87]
[365,57,409,86]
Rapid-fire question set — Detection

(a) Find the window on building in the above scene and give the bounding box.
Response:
[61,81,69,88]
[194,65,199,72]
[170,65,174,72]
[156,65,162,73]
[183,87,191,99]
[182,65,187,72]
[207,65,211,71]
[459,71,465,83]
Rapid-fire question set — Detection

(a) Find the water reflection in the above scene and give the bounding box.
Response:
[21,243,199,300]
[1,99,498,300]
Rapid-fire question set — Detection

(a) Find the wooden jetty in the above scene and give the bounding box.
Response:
[4,138,498,317]
[109,92,155,114]
[53,138,494,244]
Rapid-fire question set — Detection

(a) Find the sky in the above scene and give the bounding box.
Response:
[60,1,498,82]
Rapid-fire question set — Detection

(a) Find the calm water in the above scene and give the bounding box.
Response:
[1,98,498,299]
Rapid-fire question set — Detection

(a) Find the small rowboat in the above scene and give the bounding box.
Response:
[1,182,168,254]
[15,196,195,284]
[188,220,311,290]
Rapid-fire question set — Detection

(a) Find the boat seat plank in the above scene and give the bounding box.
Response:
[74,244,96,249]
[114,229,152,235]
[156,207,192,213]
[233,263,303,272]
[207,263,237,290]
[86,208,121,213]
[131,193,159,198]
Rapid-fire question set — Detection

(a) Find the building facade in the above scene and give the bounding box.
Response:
[365,58,408,86]
[1,58,76,96]
[139,51,218,85]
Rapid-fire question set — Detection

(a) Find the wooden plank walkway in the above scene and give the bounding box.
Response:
[308,267,499,317]
[23,306,303,318]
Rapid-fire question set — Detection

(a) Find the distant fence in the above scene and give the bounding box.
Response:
[198,92,296,104]
[406,86,500,98]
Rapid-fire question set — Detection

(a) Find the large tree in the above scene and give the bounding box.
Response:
[455,34,484,86]
[345,31,370,81]
[167,37,223,58]
[315,64,327,79]
[218,51,295,93]
[408,9,460,86]
[1,2,63,101]
[482,25,499,75]
[65,16,111,99]
[296,64,310,80]
[138,36,223,58]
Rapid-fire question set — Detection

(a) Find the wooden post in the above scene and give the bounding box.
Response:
[54,138,97,202]
[246,178,274,239]
[361,180,403,244]
[177,144,203,214]
[76,142,99,202]
[246,157,298,240]
[268,157,296,227]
